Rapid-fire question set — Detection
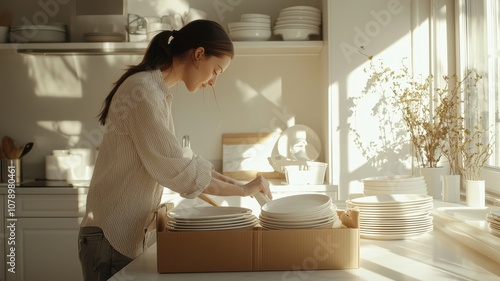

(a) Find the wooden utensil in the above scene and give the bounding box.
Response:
[2,136,16,159]
[0,11,12,27]
[0,144,6,159]
[198,193,219,207]
[18,142,34,158]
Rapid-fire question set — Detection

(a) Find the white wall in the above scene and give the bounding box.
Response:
[326,0,424,198]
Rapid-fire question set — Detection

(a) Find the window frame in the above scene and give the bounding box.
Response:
[455,0,500,199]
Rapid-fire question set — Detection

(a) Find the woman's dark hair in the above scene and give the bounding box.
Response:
[98,19,234,125]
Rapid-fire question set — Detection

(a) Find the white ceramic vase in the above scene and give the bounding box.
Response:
[420,167,447,199]
[466,180,485,207]
[441,174,460,203]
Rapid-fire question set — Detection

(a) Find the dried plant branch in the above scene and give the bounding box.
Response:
[362,49,494,177]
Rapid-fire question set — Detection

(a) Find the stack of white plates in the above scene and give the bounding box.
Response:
[347,194,433,240]
[259,194,342,229]
[487,211,500,233]
[10,24,67,43]
[166,206,258,232]
[228,13,272,41]
[362,175,427,196]
[274,6,321,41]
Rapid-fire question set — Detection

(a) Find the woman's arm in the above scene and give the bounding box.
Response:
[211,170,242,185]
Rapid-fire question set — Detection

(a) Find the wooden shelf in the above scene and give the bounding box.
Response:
[0,40,323,56]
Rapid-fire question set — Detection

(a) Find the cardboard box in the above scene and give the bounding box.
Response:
[156,205,359,273]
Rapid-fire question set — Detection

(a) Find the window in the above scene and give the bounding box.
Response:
[457,0,500,197]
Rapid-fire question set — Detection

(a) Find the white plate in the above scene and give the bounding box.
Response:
[167,206,252,220]
[363,189,427,196]
[169,214,256,225]
[347,199,433,210]
[260,193,332,216]
[361,220,432,230]
[281,6,321,14]
[260,218,341,230]
[360,215,433,223]
[167,217,258,230]
[350,194,432,206]
[260,211,337,224]
[229,29,271,41]
[362,175,424,182]
[167,222,257,232]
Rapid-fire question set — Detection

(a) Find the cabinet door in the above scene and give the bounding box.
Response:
[5,218,83,281]
[0,196,4,281]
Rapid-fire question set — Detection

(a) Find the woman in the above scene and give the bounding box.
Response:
[78,20,272,281]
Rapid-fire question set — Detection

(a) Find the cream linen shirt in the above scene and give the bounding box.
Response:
[80,69,213,259]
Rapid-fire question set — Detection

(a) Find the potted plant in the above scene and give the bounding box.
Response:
[364,57,449,198]
[362,48,495,201]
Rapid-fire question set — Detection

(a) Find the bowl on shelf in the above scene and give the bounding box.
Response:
[228,14,272,41]
[228,21,270,29]
[274,6,321,41]
[274,28,319,41]
[10,25,66,43]
[229,29,271,41]
[240,13,271,24]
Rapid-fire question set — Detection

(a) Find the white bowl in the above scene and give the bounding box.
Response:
[279,10,321,18]
[274,23,319,30]
[281,6,321,14]
[241,17,271,24]
[362,175,425,183]
[228,21,270,29]
[277,15,321,22]
[276,19,320,26]
[10,25,66,43]
[241,13,271,19]
[364,189,428,196]
[274,28,319,41]
[229,27,270,32]
[229,29,271,41]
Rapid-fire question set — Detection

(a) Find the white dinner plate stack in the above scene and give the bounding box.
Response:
[166,206,258,232]
[362,175,428,196]
[487,210,500,233]
[259,194,342,230]
[274,6,321,41]
[228,13,272,41]
[347,194,434,240]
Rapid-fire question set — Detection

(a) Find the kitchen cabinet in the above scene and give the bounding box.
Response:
[0,196,4,281]
[1,191,87,281]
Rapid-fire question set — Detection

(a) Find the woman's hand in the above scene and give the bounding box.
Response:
[243,176,272,200]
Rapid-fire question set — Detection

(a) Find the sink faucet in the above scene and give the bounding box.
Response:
[182,135,190,148]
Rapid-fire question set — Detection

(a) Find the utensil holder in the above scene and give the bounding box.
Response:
[1,159,22,184]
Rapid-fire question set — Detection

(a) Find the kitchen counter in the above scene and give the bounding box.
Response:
[111,205,500,281]
[0,180,89,195]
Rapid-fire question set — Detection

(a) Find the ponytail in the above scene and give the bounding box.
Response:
[98,20,233,125]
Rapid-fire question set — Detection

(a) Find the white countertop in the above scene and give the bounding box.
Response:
[110,229,500,281]
[111,201,500,281]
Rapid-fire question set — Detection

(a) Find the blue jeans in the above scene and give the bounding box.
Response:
[78,227,132,281]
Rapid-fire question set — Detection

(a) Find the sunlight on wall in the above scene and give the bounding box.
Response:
[37,120,83,146]
[234,77,283,107]
[25,56,83,98]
